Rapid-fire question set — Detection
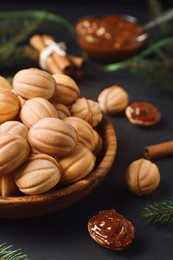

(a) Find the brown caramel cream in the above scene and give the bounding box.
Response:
[88,209,134,250]
[75,15,144,62]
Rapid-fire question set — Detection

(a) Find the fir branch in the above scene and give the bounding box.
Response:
[0,18,43,60]
[142,198,173,225]
[147,0,170,34]
[0,243,29,260]
[0,10,74,34]
[129,57,173,88]
[147,0,163,19]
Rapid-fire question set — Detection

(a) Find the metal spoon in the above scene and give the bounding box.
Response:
[131,8,173,43]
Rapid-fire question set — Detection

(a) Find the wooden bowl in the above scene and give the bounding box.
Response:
[0,117,117,218]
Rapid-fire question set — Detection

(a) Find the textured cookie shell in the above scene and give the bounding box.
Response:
[70,97,103,127]
[12,68,56,100]
[28,117,78,156]
[20,97,58,128]
[98,85,129,114]
[0,76,12,92]
[0,134,30,175]
[58,145,96,185]
[0,91,20,124]
[53,103,71,119]
[0,121,28,139]
[12,89,26,107]
[51,74,80,105]
[64,116,95,150]
[14,154,61,195]
[125,158,160,196]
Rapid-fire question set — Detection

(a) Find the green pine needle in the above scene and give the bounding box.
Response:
[0,243,29,260]
[142,198,173,225]
[0,18,43,59]
[0,10,74,34]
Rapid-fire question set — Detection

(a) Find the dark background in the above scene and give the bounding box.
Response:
[2,0,173,8]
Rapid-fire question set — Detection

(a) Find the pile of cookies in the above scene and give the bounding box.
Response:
[0,68,103,196]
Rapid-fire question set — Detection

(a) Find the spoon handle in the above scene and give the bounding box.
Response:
[141,8,173,31]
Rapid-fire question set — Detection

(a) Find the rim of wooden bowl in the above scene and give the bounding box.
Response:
[0,116,117,218]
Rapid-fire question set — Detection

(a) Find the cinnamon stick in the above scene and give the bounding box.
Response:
[68,55,85,80]
[68,55,85,69]
[29,34,63,74]
[42,35,72,74]
[29,34,85,80]
[144,141,173,159]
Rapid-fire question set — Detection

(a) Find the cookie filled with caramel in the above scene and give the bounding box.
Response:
[125,102,161,126]
[75,14,145,62]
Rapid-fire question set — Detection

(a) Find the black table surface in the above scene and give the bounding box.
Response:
[0,2,173,260]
